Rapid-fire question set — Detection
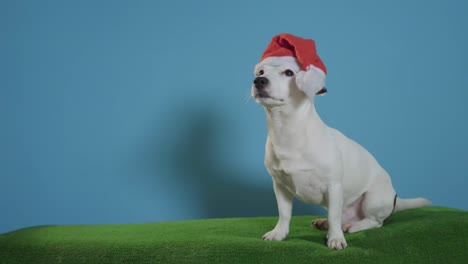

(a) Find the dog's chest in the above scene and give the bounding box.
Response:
[265,148,327,206]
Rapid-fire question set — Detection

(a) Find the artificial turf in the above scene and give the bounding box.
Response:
[0,206,467,264]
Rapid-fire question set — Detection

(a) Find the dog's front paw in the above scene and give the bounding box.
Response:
[327,233,348,250]
[262,228,288,241]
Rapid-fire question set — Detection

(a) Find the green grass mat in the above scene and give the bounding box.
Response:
[1,207,467,264]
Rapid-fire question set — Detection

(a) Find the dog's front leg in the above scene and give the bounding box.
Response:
[262,180,293,241]
[326,181,347,250]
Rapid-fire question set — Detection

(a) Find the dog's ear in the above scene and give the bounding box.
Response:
[295,66,327,98]
[316,87,327,95]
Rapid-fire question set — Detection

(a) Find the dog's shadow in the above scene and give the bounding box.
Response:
[141,105,324,219]
[290,234,328,245]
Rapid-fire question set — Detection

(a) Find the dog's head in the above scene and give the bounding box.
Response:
[251,56,327,108]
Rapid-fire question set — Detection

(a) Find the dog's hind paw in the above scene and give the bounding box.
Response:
[312,219,352,232]
[312,218,329,230]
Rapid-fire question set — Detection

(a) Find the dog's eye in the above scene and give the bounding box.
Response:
[258,70,264,76]
[284,70,294,76]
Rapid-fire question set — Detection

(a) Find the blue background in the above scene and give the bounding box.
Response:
[1,0,467,233]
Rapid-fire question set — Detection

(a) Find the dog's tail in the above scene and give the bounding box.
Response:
[394,197,431,213]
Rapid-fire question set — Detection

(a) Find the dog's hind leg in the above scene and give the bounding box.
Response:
[347,178,396,233]
[347,218,381,233]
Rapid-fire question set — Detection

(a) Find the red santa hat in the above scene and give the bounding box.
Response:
[261,33,326,74]
[261,33,327,95]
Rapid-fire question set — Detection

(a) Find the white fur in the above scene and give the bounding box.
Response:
[252,56,430,250]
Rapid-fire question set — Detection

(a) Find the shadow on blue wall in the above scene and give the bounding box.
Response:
[140,105,324,219]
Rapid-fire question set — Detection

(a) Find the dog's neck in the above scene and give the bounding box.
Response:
[265,99,326,150]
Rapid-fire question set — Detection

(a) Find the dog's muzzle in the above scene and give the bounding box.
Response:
[253,77,272,99]
[253,77,269,90]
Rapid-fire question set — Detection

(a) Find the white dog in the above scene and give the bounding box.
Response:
[252,47,430,250]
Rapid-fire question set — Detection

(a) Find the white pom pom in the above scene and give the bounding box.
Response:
[295,65,326,99]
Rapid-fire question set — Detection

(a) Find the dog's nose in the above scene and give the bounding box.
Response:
[253,77,269,90]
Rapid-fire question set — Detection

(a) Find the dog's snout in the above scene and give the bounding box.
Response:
[253,77,269,90]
